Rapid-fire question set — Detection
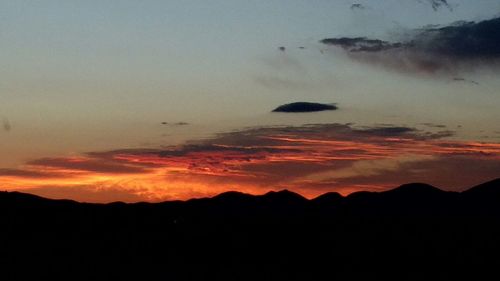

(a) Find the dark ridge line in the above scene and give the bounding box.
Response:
[1,178,499,205]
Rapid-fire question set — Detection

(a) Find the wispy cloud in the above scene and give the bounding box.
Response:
[254,52,311,91]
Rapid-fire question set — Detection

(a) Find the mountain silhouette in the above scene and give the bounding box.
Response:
[0,190,77,207]
[260,189,308,204]
[1,178,500,280]
[384,182,445,195]
[460,178,500,214]
[311,191,343,204]
[462,178,500,196]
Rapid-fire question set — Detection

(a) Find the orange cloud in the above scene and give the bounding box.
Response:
[1,124,499,202]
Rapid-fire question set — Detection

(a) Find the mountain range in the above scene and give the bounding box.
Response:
[1,178,500,280]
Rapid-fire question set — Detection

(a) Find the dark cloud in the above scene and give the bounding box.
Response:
[139,123,463,187]
[2,117,11,132]
[63,123,458,174]
[212,123,455,145]
[0,168,64,179]
[420,130,456,140]
[452,77,479,85]
[157,144,293,158]
[423,0,452,11]
[340,124,454,140]
[357,126,416,136]
[161,122,190,126]
[421,123,447,129]
[355,126,453,140]
[9,123,459,178]
[321,37,402,52]
[321,17,500,75]
[272,102,338,113]
[85,148,160,160]
[27,157,150,174]
[350,3,365,10]
[415,18,500,59]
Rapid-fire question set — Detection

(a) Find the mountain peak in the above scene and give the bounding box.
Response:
[462,178,500,196]
[262,189,307,202]
[213,191,253,200]
[385,183,444,195]
[312,192,343,204]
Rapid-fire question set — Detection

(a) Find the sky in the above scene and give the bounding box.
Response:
[1,0,500,202]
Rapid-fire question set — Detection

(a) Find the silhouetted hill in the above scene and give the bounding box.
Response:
[460,178,500,214]
[1,178,500,280]
[0,190,77,208]
[462,178,500,196]
[311,191,343,204]
[212,190,255,201]
[260,189,308,204]
[0,190,51,203]
[384,182,446,195]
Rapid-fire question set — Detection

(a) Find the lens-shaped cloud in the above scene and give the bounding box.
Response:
[272,102,338,113]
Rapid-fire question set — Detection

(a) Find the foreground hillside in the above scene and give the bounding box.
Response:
[1,179,500,280]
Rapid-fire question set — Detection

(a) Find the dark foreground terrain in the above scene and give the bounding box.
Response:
[2,179,500,280]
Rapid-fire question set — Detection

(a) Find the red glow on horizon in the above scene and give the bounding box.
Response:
[1,131,500,202]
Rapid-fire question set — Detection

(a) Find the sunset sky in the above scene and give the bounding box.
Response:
[1,0,500,202]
